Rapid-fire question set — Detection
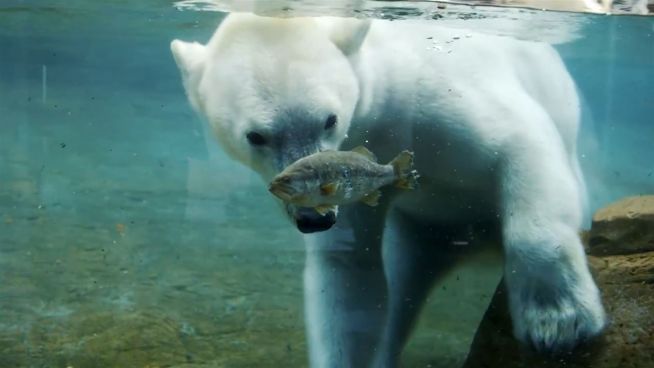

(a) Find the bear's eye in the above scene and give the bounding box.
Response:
[246,131,267,146]
[324,114,337,130]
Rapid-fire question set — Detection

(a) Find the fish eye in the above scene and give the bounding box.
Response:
[324,114,337,130]
[246,131,267,146]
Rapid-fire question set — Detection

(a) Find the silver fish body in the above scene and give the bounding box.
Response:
[269,147,418,213]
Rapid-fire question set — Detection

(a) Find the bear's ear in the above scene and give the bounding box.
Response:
[321,18,371,56]
[170,39,207,110]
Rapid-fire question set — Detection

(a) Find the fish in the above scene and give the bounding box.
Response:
[268,146,419,215]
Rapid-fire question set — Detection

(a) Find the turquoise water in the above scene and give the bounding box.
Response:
[0,1,652,367]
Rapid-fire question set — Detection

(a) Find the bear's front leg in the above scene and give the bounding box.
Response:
[500,135,606,353]
[303,203,390,368]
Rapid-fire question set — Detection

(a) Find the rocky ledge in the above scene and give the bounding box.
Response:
[463,195,654,368]
[586,195,654,256]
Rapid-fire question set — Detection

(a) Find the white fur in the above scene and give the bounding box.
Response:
[171,14,606,367]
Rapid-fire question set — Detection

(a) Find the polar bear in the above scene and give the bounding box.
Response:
[171,14,606,367]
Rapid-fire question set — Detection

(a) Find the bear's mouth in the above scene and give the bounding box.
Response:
[292,207,336,233]
[274,146,333,233]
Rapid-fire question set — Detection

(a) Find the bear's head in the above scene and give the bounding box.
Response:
[171,14,371,233]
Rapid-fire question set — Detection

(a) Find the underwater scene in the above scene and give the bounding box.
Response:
[1,1,653,367]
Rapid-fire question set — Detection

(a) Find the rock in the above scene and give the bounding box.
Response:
[463,196,654,368]
[463,252,654,368]
[588,195,654,256]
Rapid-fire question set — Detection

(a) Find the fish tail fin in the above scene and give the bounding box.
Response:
[389,150,419,190]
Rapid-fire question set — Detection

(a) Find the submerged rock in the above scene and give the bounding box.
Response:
[463,196,654,368]
[588,195,654,256]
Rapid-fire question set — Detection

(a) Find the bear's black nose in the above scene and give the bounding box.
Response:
[295,208,336,233]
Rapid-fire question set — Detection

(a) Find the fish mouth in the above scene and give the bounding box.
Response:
[268,182,295,202]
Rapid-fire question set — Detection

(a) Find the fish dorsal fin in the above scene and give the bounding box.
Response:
[320,182,339,196]
[351,146,377,162]
[360,190,381,207]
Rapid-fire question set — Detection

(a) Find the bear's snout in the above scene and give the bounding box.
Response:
[294,207,336,233]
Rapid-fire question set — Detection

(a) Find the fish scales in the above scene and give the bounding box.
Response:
[324,151,392,196]
[269,148,418,214]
